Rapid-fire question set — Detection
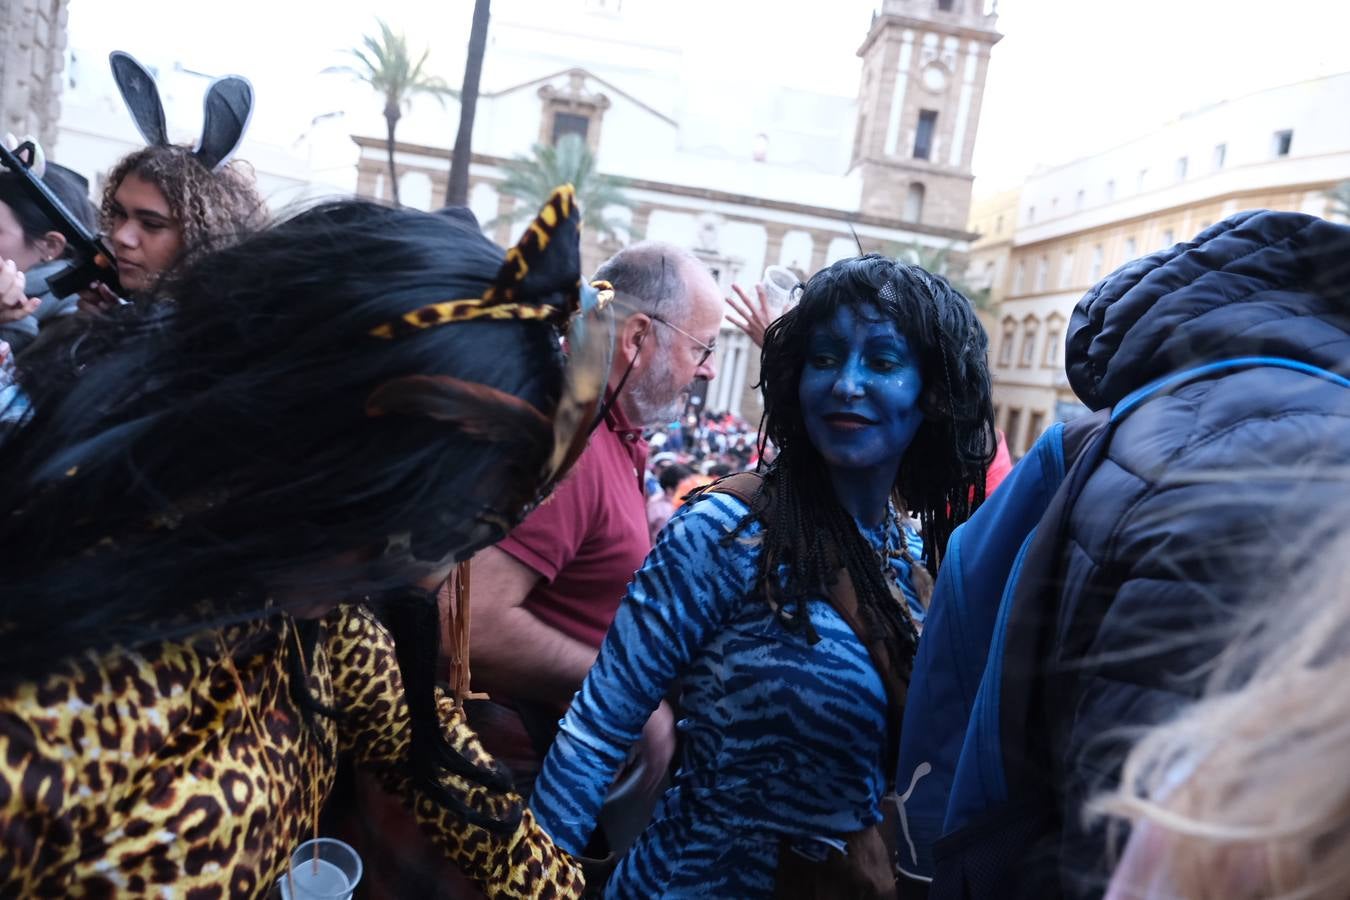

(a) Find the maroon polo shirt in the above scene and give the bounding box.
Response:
[496,399,651,648]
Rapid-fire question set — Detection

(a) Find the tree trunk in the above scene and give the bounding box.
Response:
[446,0,491,207]
[384,106,401,206]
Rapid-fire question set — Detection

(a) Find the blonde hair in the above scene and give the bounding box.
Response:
[1093,525,1350,899]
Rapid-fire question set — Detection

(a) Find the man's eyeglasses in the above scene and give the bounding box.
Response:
[649,314,716,367]
[614,300,716,367]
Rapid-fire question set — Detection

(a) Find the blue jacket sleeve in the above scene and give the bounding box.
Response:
[528,492,754,854]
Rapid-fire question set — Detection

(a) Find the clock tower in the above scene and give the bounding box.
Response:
[851,0,1002,231]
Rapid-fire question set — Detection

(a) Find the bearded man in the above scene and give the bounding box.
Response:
[467,241,724,818]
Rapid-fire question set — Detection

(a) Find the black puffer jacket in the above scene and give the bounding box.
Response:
[1046,210,1350,897]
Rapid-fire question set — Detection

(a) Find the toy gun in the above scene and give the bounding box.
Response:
[0,140,122,297]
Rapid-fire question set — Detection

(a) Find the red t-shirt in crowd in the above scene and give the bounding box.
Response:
[985,429,1013,497]
[496,402,651,649]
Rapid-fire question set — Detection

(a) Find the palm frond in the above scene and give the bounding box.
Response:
[1327,180,1350,220]
[884,239,992,310]
[329,19,458,114]
[489,136,635,241]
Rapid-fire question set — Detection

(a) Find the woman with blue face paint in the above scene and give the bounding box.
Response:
[529,254,996,898]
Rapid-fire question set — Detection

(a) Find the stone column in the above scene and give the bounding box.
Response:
[762,223,788,270]
[738,346,764,421]
[430,172,450,208]
[0,0,70,151]
[726,333,750,418]
[355,160,380,200]
[494,193,516,246]
[630,203,653,241]
[809,231,831,275]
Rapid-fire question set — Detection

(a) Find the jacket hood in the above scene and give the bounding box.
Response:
[20,259,65,297]
[1065,210,1350,410]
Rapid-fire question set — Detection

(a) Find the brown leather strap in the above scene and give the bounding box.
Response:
[825,568,906,771]
[691,470,763,507]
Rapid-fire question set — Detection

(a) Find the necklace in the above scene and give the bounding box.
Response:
[870,502,919,632]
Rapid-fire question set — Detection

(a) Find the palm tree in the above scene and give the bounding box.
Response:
[329,20,456,206]
[490,135,635,241]
[446,0,491,206]
[1327,180,1350,221]
[885,240,992,310]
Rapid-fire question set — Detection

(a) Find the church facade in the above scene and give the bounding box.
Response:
[355,0,1003,420]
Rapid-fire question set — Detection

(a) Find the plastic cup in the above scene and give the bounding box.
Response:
[279,838,362,900]
[762,265,802,316]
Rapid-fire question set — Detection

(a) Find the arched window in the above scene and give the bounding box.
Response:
[1043,313,1065,368]
[903,182,926,223]
[1058,248,1075,289]
[1005,407,1023,455]
[398,171,434,211]
[998,316,1017,367]
[1019,315,1040,368]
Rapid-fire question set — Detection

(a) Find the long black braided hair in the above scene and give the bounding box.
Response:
[739,254,995,682]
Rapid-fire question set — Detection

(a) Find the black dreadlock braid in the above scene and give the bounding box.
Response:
[899,263,994,571]
[740,254,995,679]
[729,456,920,685]
[376,590,522,833]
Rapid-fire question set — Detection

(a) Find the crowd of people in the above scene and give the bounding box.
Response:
[649,410,760,468]
[1,49,1349,900]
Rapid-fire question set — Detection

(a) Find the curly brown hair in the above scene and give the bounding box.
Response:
[100,144,267,276]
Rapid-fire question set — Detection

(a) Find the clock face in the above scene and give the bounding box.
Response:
[922,64,948,93]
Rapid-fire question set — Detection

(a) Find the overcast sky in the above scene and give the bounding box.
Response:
[66,0,1350,193]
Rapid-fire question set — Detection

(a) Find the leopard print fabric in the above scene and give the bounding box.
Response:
[0,604,584,899]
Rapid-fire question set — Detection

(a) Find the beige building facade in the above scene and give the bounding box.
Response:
[355,1,1004,423]
[0,0,70,151]
[964,186,1018,337]
[984,71,1350,457]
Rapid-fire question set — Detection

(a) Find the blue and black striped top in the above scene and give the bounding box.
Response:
[530,491,924,898]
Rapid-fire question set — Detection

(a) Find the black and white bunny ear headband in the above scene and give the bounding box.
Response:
[109,50,254,171]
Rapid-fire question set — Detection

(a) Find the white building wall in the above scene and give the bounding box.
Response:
[469,181,500,230]
[780,230,813,270]
[591,92,679,174]
[644,208,700,247]
[398,171,434,211]
[472,88,545,159]
[827,236,858,264]
[1015,71,1350,244]
[721,221,768,285]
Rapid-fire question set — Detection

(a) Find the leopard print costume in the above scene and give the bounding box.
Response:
[0,604,584,899]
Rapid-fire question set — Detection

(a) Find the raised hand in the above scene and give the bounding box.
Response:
[726,282,775,349]
[0,259,39,324]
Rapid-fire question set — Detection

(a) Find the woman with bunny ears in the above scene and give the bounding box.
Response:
[82,51,266,306]
[95,142,265,300]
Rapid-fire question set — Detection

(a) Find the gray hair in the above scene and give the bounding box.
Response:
[593,240,706,321]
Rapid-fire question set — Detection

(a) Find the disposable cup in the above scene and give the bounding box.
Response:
[762,265,802,315]
[278,838,362,900]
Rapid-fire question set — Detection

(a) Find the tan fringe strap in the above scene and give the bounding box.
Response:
[286,620,322,870]
[449,560,473,704]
